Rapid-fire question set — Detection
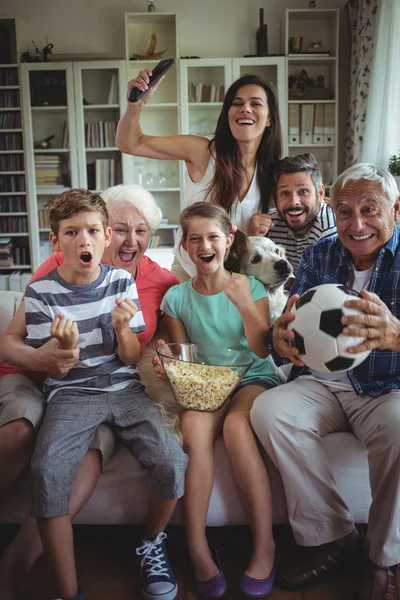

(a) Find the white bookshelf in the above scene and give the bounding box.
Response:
[21,60,126,270]
[285,8,339,187]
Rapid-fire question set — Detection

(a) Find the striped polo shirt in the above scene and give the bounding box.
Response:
[24,263,146,401]
[268,201,337,272]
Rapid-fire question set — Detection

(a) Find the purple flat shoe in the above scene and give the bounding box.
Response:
[194,571,227,599]
[240,563,277,597]
[194,542,227,599]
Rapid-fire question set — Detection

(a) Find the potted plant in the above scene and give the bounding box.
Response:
[388,151,400,191]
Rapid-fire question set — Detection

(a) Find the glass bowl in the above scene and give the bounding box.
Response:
[156,343,254,412]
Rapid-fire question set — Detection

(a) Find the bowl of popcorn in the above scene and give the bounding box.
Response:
[156,343,254,412]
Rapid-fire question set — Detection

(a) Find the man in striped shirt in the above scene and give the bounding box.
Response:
[18,190,187,600]
[268,153,337,273]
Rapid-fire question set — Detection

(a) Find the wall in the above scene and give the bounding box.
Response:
[1,0,350,170]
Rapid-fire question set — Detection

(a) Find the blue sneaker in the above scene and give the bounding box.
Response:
[136,532,178,600]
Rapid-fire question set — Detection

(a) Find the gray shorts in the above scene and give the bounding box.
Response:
[29,379,188,518]
[0,374,45,430]
[0,374,117,465]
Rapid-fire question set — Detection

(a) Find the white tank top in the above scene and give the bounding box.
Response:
[174,154,261,276]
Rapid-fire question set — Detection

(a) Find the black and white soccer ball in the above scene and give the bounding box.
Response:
[287,283,371,373]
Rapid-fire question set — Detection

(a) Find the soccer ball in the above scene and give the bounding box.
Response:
[287,283,371,373]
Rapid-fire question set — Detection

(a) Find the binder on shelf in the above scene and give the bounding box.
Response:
[300,104,314,145]
[288,104,300,145]
[313,104,325,144]
[323,104,335,144]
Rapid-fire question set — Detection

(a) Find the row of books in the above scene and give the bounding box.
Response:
[0,154,24,170]
[0,174,25,192]
[0,196,26,212]
[189,83,225,103]
[148,234,161,248]
[288,103,335,145]
[0,132,23,150]
[0,90,20,107]
[13,245,30,265]
[0,69,18,86]
[35,154,66,187]
[87,159,121,191]
[0,272,31,292]
[38,209,50,229]
[0,112,21,128]
[0,216,28,233]
[85,121,117,149]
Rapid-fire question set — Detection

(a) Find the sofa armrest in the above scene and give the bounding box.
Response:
[0,291,23,335]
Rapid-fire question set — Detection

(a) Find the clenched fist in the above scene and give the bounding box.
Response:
[50,314,79,350]
[111,297,138,333]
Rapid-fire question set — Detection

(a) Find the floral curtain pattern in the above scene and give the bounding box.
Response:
[344,0,378,167]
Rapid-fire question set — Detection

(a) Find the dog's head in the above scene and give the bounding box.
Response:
[241,237,294,291]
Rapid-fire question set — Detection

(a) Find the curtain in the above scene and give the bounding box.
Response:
[344,0,379,167]
[361,0,400,168]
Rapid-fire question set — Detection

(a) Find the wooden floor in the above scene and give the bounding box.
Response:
[0,524,356,600]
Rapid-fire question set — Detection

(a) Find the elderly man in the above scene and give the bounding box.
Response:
[251,163,400,599]
[251,153,337,270]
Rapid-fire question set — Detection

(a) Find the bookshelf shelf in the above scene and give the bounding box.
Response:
[0,128,23,132]
[0,171,25,175]
[85,147,119,151]
[289,143,336,148]
[0,233,29,237]
[0,150,23,154]
[0,191,27,196]
[0,212,28,216]
[31,106,68,111]
[36,187,70,195]
[0,107,20,112]
[1,264,31,269]
[0,64,19,68]
[0,85,20,90]
[34,148,69,153]
[84,104,119,110]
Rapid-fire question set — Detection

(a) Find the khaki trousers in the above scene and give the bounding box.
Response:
[250,378,400,567]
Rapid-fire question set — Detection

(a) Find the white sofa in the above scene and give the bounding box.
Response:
[0,290,372,526]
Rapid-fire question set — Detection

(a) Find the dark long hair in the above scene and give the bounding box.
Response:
[206,74,282,215]
[180,202,248,274]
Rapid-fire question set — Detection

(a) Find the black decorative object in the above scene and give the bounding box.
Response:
[256,8,268,56]
[30,70,67,106]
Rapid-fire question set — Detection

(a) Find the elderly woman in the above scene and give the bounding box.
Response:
[0,184,179,600]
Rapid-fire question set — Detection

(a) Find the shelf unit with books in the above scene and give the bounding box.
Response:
[0,18,31,285]
[285,8,339,188]
[21,60,127,270]
[73,60,126,192]
[21,61,80,271]
[125,13,181,254]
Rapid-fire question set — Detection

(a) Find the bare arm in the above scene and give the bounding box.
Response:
[224,274,270,359]
[1,302,79,376]
[116,69,210,167]
[112,298,141,365]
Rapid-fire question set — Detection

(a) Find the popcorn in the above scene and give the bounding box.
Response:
[164,361,240,411]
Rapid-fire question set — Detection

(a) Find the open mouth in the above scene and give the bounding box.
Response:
[236,118,255,126]
[80,251,93,265]
[285,208,306,218]
[350,233,373,241]
[199,253,215,263]
[118,250,137,263]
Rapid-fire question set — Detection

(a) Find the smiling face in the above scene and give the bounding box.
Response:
[101,205,152,277]
[276,172,325,236]
[182,217,233,275]
[228,84,270,144]
[332,179,400,270]
[51,210,111,285]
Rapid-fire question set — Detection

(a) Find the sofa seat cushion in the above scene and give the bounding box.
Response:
[0,432,371,526]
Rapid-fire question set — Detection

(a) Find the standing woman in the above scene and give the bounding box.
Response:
[116,72,282,280]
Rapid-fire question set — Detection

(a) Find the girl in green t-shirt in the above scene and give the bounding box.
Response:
[157,202,279,598]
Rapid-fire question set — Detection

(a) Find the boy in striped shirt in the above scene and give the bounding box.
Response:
[23,190,187,600]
